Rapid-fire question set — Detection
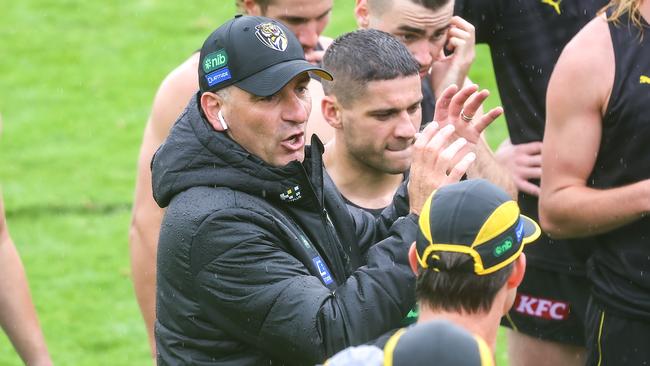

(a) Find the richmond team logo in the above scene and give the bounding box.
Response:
[255,22,288,51]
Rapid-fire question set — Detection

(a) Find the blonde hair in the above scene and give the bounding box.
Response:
[601,0,645,35]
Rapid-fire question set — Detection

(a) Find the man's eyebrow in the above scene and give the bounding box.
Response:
[396,25,426,35]
[368,107,400,115]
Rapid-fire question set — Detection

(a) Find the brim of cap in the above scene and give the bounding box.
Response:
[520,214,541,245]
[235,59,333,97]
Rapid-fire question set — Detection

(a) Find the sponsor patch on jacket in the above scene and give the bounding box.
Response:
[312,256,333,285]
[513,293,570,320]
[280,185,301,202]
[205,67,232,87]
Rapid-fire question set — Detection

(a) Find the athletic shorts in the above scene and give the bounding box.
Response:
[500,265,590,346]
[585,297,650,365]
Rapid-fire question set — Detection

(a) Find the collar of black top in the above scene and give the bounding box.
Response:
[198,15,332,96]
[416,179,541,275]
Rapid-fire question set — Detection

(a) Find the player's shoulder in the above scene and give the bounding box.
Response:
[553,14,613,82]
[148,52,201,138]
[548,13,614,110]
[564,14,611,57]
[158,52,200,96]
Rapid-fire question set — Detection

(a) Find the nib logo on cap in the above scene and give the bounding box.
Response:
[255,23,288,52]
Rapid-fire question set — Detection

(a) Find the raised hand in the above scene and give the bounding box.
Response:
[408,122,476,215]
[433,84,503,144]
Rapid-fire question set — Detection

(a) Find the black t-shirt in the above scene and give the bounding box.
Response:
[342,195,384,218]
[454,0,606,273]
[586,13,650,320]
[421,74,435,127]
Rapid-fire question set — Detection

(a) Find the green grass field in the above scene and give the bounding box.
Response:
[0,1,507,364]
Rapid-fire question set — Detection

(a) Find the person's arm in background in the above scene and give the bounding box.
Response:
[451,0,523,198]
[129,53,200,357]
[494,139,543,196]
[434,84,516,198]
[468,134,517,198]
[0,194,52,366]
[539,15,650,238]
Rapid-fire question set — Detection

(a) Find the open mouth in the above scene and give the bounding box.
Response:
[281,132,305,151]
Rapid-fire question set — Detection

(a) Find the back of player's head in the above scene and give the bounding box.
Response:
[413,179,540,313]
[321,29,418,106]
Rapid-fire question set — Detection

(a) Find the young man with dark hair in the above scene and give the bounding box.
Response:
[321,27,502,215]
[541,0,650,363]
[324,0,513,217]
[129,1,335,355]
[152,17,494,364]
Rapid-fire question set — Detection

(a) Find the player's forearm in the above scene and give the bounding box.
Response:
[466,139,517,199]
[0,238,52,366]
[539,179,650,238]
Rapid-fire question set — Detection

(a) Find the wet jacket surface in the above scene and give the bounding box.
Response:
[151,95,418,365]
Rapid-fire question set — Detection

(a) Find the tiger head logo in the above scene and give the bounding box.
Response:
[255,22,288,52]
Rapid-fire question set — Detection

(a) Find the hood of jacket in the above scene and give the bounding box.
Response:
[152,93,325,210]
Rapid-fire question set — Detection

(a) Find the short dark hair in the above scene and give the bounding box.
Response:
[368,0,451,15]
[416,252,514,314]
[321,29,419,107]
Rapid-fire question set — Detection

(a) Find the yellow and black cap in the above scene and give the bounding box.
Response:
[198,15,332,96]
[416,179,540,275]
[383,320,494,366]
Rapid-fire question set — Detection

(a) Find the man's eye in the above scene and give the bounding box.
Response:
[259,95,277,102]
[408,105,421,114]
[399,34,418,43]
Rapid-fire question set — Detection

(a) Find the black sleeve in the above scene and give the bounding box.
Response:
[454,0,501,43]
[192,208,418,365]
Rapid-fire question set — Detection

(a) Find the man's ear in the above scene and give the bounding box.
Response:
[354,0,370,28]
[506,253,526,289]
[242,0,262,16]
[321,96,344,129]
[408,243,420,275]
[200,92,227,132]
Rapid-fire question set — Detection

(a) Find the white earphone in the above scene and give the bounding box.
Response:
[218,110,228,131]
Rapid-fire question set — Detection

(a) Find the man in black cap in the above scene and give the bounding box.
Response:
[129,1,336,356]
[151,15,496,365]
[408,179,540,352]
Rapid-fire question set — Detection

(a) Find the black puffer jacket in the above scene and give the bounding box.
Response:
[152,94,418,366]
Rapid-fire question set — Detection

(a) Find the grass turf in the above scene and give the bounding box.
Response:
[0,0,508,364]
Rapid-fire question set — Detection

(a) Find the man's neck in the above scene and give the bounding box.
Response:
[323,138,404,210]
[417,305,503,353]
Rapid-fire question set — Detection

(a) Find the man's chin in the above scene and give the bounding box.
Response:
[274,151,305,167]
